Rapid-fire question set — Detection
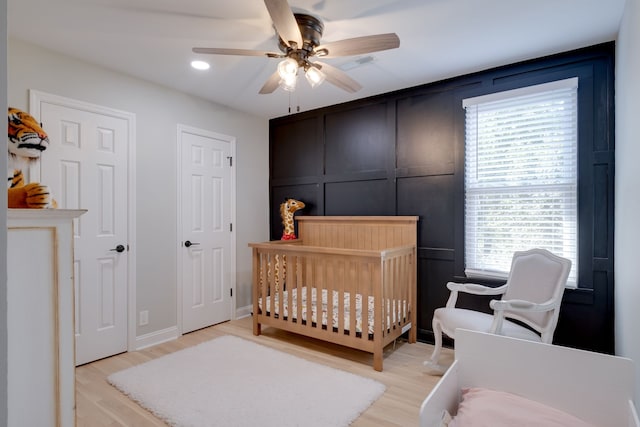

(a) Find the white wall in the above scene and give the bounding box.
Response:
[1,0,8,423]
[615,0,640,403]
[7,38,269,341]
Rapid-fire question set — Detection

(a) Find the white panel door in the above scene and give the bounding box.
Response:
[180,126,233,333]
[37,98,131,365]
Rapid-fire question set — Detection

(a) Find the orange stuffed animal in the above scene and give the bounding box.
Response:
[7,107,56,208]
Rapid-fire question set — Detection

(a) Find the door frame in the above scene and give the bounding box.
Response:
[29,89,137,353]
[176,123,236,335]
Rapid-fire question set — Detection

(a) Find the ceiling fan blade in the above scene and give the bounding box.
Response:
[315,33,400,58]
[192,47,281,57]
[259,71,282,94]
[315,61,362,93]
[263,0,303,48]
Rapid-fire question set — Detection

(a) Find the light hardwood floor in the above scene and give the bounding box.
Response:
[75,317,454,426]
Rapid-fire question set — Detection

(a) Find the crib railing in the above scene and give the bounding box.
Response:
[250,241,416,370]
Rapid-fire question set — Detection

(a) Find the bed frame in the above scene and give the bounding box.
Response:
[250,216,418,371]
[420,329,640,427]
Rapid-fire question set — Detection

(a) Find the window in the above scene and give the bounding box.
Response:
[463,78,578,286]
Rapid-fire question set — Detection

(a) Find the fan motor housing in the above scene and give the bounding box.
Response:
[278,13,324,55]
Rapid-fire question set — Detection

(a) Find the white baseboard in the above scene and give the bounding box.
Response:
[235,304,252,319]
[134,325,180,351]
[134,308,252,351]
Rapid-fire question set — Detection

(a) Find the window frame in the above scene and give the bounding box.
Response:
[462,77,579,287]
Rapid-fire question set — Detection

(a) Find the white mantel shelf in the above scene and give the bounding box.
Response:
[7,208,87,220]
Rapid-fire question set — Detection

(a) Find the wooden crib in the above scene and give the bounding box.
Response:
[250,216,418,371]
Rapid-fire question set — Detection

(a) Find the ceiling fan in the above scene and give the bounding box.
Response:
[192,0,400,94]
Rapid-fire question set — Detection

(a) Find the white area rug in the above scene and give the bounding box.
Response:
[108,335,386,427]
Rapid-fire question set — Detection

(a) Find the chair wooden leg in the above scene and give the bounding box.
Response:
[424,318,447,375]
[428,319,443,365]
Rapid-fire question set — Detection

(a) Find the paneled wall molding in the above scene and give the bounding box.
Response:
[269,42,615,353]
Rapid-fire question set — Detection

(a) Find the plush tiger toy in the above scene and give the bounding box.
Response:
[7,107,56,208]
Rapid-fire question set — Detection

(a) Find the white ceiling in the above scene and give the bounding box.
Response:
[8,0,626,120]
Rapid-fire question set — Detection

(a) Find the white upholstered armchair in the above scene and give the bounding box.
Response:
[424,248,572,374]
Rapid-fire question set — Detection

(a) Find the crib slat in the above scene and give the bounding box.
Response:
[337,259,345,335]
[270,254,285,319]
[382,256,390,337]
[316,259,324,330]
[306,260,313,328]
[293,255,302,327]
[261,252,269,318]
[391,255,399,329]
[326,259,334,334]
[349,261,357,337]
[373,257,384,371]
[402,253,409,324]
[383,256,390,334]
[252,248,261,335]
[364,262,373,340]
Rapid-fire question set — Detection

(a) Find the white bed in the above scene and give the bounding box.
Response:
[420,329,640,427]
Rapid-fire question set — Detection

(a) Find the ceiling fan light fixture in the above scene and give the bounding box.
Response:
[191,0,400,95]
[279,78,298,92]
[279,72,298,92]
[305,66,325,88]
[277,57,298,79]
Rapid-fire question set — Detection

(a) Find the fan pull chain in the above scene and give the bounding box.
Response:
[285,88,301,114]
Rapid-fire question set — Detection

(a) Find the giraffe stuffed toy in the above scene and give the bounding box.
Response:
[280,198,305,240]
[268,198,305,292]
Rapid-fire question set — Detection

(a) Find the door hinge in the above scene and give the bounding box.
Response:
[227,156,233,167]
[230,288,233,297]
[230,223,233,232]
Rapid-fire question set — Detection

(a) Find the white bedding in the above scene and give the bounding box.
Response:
[258,286,408,335]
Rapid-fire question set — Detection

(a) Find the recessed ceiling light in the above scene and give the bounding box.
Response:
[191,60,210,70]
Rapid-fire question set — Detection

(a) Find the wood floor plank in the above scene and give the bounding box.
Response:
[76,317,454,426]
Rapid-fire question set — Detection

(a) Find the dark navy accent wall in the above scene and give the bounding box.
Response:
[269,42,615,353]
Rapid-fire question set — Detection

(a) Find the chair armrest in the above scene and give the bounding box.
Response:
[490,298,558,313]
[446,282,507,295]
[488,298,559,337]
[444,282,507,308]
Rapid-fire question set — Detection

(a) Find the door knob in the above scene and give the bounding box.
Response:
[184,240,200,248]
[110,244,126,253]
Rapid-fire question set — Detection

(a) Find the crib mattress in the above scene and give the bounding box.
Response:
[257,286,407,336]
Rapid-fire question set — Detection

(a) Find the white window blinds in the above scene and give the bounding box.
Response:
[463,77,578,286]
